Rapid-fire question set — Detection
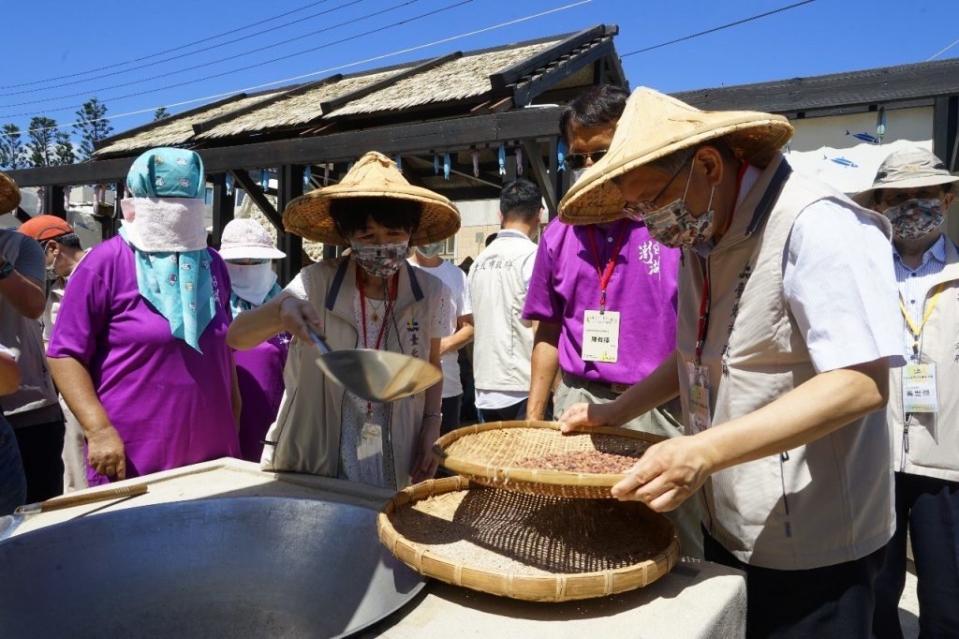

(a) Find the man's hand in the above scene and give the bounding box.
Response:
[278,297,323,343]
[86,426,126,480]
[611,435,716,511]
[411,415,442,483]
[559,400,619,433]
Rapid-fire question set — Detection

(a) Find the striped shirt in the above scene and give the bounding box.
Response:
[893,234,947,361]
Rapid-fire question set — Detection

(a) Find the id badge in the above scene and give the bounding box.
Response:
[903,363,938,414]
[582,310,620,363]
[356,421,383,461]
[686,361,712,431]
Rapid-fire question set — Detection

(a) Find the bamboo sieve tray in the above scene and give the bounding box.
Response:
[377,476,679,602]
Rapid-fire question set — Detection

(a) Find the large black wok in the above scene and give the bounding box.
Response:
[0,496,425,638]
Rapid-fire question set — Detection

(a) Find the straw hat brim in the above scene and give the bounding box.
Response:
[0,173,21,213]
[283,186,461,246]
[853,173,959,207]
[559,115,794,225]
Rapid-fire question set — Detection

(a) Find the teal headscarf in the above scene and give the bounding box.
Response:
[121,148,215,352]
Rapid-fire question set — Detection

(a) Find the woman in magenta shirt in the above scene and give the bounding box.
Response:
[48,148,240,485]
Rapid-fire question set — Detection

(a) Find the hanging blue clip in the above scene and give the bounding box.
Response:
[303,165,312,190]
[876,107,887,141]
[260,169,269,190]
[557,139,568,172]
[395,155,403,172]
[433,153,440,175]
[443,153,451,181]
[498,144,506,176]
[225,173,234,196]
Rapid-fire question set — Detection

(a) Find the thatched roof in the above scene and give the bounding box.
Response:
[196,68,407,140]
[94,91,282,156]
[326,40,558,117]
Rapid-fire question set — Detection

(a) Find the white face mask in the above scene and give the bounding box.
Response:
[226,262,277,306]
[571,168,588,184]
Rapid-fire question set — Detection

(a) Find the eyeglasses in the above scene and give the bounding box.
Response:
[623,155,694,219]
[565,150,608,170]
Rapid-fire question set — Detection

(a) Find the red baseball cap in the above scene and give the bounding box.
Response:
[17,215,74,242]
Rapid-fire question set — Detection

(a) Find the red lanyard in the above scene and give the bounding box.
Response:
[357,272,398,350]
[585,220,630,311]
[694,161,750,364]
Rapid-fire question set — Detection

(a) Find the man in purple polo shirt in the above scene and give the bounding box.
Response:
[523,85,702,556]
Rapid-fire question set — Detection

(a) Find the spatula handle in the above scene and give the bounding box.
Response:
[18,484,149,514]
[307,327,332,354]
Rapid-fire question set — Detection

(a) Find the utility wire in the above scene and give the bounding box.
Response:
[0,0,419,107]
[1,0,591,141]
[0,0,374,98]
[0,0,344,90]
[621,0,816,57]
[0,0,470,118]
[927,37,959,61]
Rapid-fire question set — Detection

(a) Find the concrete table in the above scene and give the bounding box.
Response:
[13,459,746,638]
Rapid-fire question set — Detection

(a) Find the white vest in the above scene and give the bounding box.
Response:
[468,230,537,392]
[677,155,895,570]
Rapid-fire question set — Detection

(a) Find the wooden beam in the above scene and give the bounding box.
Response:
[14,207,31,224]
[522,140,557,217]
[932,95,958,171]
[43,185,66,217]
[320,52,462,115]
[5,107,564,187]
[210,174,234,248]
[513,38,615,107]
[489,25,613,90]
[277,165,304,285]
[231,169,282,230]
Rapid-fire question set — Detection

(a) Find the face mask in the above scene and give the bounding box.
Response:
[43,244,59,281]
[626,166,716,248]
[571,168,587,184]
[226,261,277,306]
[350,241,409,278]
[881,198,944,241]
[416,241,445,258]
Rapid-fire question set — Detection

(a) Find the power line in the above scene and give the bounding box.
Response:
[620,0,816,57]
[927,36,959,61]
[0,0,419,107]
[0,0,470,118]
[0,0,374,98]
[1,0,592,141]
[0,0,343,90]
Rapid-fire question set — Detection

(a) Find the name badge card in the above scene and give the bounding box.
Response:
[686,361,712,431]
[903,363,938,414]
[582,310,620,363]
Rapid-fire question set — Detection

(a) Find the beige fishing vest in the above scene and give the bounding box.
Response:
[888,238,959,482]
[261,257,442,489]
[677,155,895,570]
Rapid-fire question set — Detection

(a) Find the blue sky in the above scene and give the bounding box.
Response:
[2,0,956,141]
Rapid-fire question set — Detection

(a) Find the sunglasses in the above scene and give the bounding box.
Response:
[565,150,608,170]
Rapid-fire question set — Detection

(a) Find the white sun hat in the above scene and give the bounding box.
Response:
[219,218,286,261]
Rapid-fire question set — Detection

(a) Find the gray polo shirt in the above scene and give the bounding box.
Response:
[0,230,60,427]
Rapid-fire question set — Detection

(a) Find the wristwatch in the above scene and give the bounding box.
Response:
[0,260,13,281]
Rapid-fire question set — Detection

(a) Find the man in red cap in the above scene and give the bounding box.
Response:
[18,214,89,492]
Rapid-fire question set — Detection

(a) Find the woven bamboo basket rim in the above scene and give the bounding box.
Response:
[433,420,664,489]
[377,476,680,602]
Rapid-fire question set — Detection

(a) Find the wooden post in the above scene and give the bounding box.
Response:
[522,139,558,218]
[210,173,234,249]
[44,185,65,218]
[277,165,304,285]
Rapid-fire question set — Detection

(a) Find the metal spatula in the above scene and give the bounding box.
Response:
[307,328,442,403]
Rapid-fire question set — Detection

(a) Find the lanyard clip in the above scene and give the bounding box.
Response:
[599,290,607,314]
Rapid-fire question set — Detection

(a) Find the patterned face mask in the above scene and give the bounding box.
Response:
[625,165,716,248]
[882,198,944,240]
[350,241,409,278]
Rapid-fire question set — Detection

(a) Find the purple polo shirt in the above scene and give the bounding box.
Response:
[47,236,240,485]
[522,218,680,386]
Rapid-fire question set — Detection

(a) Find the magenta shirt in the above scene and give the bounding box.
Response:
[522,219,680,386]
[47,236,240,485]
[233,335,288,462]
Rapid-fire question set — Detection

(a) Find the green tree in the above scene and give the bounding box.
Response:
[153,106,170,121]
[27,116,57,167]
[53,131,76,165]
[0,124,25,169]
[73,98,113,159]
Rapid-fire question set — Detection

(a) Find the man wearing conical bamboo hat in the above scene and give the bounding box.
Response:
[229,151,460,489]
[559,88,903,638]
